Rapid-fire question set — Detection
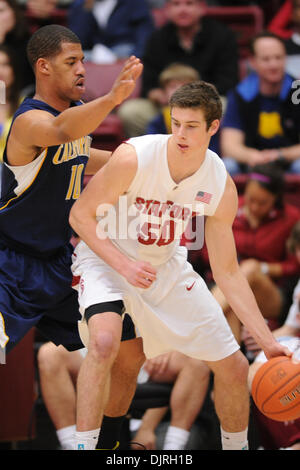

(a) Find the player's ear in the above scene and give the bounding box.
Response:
[36,58,51,76]
[208,119,220,137]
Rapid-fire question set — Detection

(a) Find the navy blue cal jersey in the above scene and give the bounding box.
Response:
[0,97,91,257]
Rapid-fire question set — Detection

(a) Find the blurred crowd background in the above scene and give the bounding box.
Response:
[0,0,300,451]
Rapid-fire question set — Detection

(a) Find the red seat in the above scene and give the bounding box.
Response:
[0,330,36,443]
[203,6,264,59]
[91,114,125,152]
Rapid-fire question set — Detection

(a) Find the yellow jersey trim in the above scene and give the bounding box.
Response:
[0,311,9,348]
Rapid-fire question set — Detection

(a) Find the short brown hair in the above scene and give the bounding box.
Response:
[169,80,222,129]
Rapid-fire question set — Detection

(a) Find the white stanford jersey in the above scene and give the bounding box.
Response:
[103,134,227,266]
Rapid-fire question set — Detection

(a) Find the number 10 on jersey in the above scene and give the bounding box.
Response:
[65,164,85,200]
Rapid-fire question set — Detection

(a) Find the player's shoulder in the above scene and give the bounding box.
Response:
[109,141,138,174]
[14,108,53,124]
[223,173,238,200]
[206,148,228,179]
[213,174,238,222]
[9,109,54,146]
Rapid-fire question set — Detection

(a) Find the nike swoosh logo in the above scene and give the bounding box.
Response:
[186,281,195,291]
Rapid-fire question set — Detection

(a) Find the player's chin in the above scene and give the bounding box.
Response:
[72,85,85,100]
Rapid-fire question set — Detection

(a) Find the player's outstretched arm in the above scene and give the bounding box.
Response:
[69,143,156,289]
[9,57,143,163]
[205,175,291,360]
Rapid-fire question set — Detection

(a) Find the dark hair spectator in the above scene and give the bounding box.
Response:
[0,0,34,90]
[247,163,285,209]
[118,0,239,138]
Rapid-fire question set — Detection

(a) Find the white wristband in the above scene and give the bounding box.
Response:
[260,262,269,275]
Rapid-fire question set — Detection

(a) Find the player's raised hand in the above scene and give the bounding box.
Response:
[122,259,156,289]
[108,56,143,106]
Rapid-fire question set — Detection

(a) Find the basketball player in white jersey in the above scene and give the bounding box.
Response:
[70,81,291,450]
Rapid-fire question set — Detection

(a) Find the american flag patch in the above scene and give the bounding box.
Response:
[195,191,212,204]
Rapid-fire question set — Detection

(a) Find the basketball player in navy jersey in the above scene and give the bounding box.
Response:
[70,81,291,450]
[0,24,145,449]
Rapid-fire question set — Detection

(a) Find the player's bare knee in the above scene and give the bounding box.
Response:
[188,358,210,376]
[89,329,120,362]
[219,353,249,388]
[37,342,64,374]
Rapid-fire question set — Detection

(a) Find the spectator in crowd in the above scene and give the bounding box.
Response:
[22,0,71,33]
[188,164,300,343]
[0,45,23,160]
[0,0,34,90]
[220,31,300,175]
[146,63,199,134]
[244,219,300,450]
[26,0,58,19]
[118,0,239,137]
[68,0,155,63]
[131,352,210,450]
[146,62,220,153]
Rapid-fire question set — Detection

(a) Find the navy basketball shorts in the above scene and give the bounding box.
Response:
[0,241,135,354]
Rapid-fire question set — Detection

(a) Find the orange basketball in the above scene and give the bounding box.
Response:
[251,356,300,422]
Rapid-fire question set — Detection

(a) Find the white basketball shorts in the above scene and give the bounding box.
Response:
[71,241,239,361]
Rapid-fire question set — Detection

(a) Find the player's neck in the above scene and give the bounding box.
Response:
[34,84,71,112]
[167,138,207,184]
